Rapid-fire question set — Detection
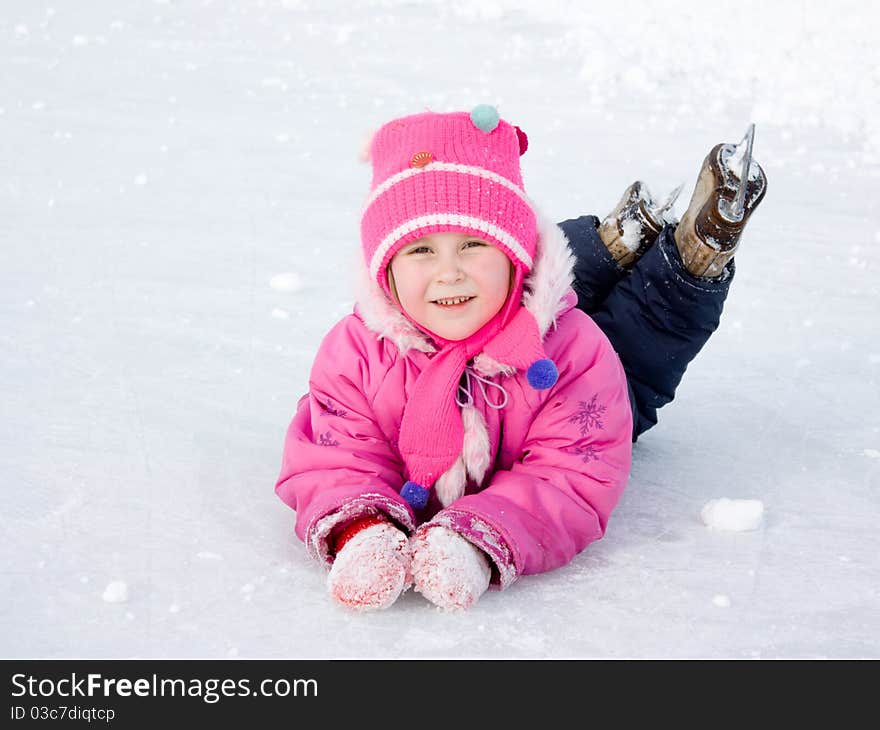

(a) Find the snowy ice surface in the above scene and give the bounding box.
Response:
[701,499,764,532]
[2,0,879,659]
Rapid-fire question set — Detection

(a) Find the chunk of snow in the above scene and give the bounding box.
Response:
[102,581,128,603]
[269,272,303,292]
[619,218,642,252]
[864,449,880,459]
[271,308,289,319]
[196,551,223,560]
[713,594,731,608]
[701,498,764,531]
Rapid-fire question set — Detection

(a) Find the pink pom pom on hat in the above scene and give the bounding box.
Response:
[359,105,556,511]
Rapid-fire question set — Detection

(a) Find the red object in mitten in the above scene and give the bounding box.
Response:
[332,514,388,554]
[411,526,491,611]
[327,519,412,611]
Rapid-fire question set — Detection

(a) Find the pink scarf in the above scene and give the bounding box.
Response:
[396,283,556,510]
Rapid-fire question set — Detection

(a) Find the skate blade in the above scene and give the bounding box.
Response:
[651,182,684,221]
[718,123,755,223]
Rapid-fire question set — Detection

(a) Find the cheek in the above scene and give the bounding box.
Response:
[480,257,513,303]
[389,261,424,308]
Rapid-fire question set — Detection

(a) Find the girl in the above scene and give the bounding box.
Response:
[275,105,766,611]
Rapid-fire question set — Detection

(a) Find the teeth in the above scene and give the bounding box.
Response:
[435,296,472,306]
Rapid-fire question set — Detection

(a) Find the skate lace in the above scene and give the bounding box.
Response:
[456,366,509,410]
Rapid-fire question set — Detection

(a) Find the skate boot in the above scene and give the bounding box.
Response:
[598,180,683,269]
[675,124,768,278]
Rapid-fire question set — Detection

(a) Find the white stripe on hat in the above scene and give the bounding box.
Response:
[361,162,532,214]
[369,213,534,281]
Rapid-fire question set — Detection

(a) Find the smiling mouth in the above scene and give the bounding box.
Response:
[432,296,475,307]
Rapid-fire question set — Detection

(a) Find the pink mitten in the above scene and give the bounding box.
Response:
[411,526,491,611]
[327,519,412,611]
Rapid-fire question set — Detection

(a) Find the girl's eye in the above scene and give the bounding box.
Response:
[406,240,485,254]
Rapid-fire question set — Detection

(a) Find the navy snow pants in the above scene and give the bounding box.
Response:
[559,215,733,442]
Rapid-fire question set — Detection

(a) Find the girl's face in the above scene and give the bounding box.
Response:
[388,232,513,342]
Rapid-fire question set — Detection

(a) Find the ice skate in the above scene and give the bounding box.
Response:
[598,181,682,269]
[674,124,768,278]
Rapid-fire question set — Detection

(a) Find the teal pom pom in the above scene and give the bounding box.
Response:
[527,359,558,390]
[470,104,500,133]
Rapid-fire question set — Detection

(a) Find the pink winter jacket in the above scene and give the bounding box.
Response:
[275,215,633,588]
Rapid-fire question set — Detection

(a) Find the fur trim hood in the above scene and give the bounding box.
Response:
[353,210,578,371]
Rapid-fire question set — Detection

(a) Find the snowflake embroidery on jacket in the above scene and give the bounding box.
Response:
[569,394,606,437]
[317,398,348,418]
[317,431,340,447]
[568,444,601,464]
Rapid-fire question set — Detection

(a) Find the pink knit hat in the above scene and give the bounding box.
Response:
[362,105,537,318]
[360,105,557,511]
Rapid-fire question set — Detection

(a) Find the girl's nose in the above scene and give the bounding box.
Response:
[436,256,465,283]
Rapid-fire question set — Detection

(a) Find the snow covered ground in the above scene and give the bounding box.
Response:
[2,0,879,659]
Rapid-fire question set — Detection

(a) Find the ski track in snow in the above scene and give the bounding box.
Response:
[2,0,879,659]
